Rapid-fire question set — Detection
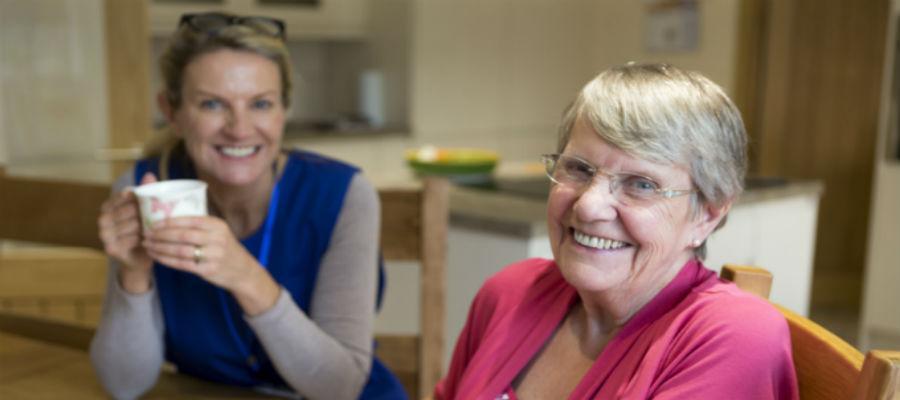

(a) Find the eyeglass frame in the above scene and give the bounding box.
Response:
[178,12,287,40]
[540,153,696,205]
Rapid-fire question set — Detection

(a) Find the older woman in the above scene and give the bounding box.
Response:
[435,63,799,399]
[90,12,404,400]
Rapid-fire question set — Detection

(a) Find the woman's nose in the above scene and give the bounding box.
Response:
[572,179,618,221]
[224,110,253,138]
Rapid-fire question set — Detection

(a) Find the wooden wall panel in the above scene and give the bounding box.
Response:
[754,0,889,308]
[734,0,766,168]
[105,0,152,177]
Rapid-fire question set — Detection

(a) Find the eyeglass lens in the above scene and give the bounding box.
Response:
[543,154,676,205]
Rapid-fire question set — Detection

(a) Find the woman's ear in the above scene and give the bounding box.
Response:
[692,199,733,245]
[157,92,177,128]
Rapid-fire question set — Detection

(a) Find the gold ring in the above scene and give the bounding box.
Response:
[193,245,204,264]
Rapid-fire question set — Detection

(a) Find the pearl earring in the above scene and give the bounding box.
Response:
[692,239,703,247]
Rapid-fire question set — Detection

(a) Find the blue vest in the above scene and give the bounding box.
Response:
[135,148,406,399]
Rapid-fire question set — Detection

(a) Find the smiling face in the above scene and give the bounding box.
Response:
[547,117,727,300]
[162,49,285,189]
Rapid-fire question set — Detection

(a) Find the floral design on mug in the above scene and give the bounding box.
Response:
[150,197,178,220]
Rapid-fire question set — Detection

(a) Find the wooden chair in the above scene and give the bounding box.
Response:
[0,167,450,399]
[374,178,450,399]
[0,167,110,249]
[720,264,900,399]
[0,169,110,327]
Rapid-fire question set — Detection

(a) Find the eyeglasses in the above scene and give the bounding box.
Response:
[179,12,286,40]
[541,153,695,206]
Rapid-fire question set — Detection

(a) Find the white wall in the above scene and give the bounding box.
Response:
[586,0,741,96]
[409,0,592,163]
[0,0,110,182]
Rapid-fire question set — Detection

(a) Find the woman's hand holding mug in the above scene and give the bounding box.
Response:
[98,173,158,293]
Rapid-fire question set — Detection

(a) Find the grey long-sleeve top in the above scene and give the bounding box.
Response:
[89,172,379,400]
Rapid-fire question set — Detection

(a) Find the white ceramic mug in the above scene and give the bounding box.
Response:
[133,179,208,228]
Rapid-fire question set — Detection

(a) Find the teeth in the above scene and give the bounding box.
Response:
[220,146,257,157]
[573,230,626,250]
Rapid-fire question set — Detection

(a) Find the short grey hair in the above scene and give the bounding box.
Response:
[557,63,747,258]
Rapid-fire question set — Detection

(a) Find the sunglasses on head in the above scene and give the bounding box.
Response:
[178,12,286,40]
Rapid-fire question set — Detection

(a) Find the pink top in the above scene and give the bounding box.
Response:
[435,258,798,400]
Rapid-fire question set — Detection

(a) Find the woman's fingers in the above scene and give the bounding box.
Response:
[100,195,142,238]
[143,217,215,267]
[98,187,156,268]
[142,216,256,289]
[143,239,198,259]
[145,216,228,247]
[101,192,140,229]
[114,217,142,239]
[150,216,212,230]
[143,239,221,273]
[112,201,140,224]
[139,172,158,185]
[146,225,208,246]
[116,231,143,251]
[145,251,197,272]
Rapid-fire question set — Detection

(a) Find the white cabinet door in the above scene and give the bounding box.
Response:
[706,194,821,316]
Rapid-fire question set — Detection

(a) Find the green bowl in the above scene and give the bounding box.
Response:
[406,147,499,182]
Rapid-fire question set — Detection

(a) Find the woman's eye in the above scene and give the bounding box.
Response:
[561,159,593,181]
[252,99,274,110]
[199,99,222,110]
[622,176,660,194]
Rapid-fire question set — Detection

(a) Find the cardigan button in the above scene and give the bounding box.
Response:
[246,355,258,367]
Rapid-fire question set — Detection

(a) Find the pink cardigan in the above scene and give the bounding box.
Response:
[435,258,799,400]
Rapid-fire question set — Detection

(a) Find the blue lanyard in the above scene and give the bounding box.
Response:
[219,179,281,372]
[258,181,280,267]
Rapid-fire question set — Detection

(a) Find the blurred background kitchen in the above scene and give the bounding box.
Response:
[1,0,898,377]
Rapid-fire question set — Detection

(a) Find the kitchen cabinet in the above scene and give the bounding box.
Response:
[149,0,369,40]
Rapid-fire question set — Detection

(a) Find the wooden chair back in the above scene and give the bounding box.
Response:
[375,178,450,399]
[721,264,900,400]
[0,168,109,249]
[0,170,109,327]
[0,168,104,356]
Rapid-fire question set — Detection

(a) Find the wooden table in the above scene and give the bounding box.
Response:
[0,331,276,399]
